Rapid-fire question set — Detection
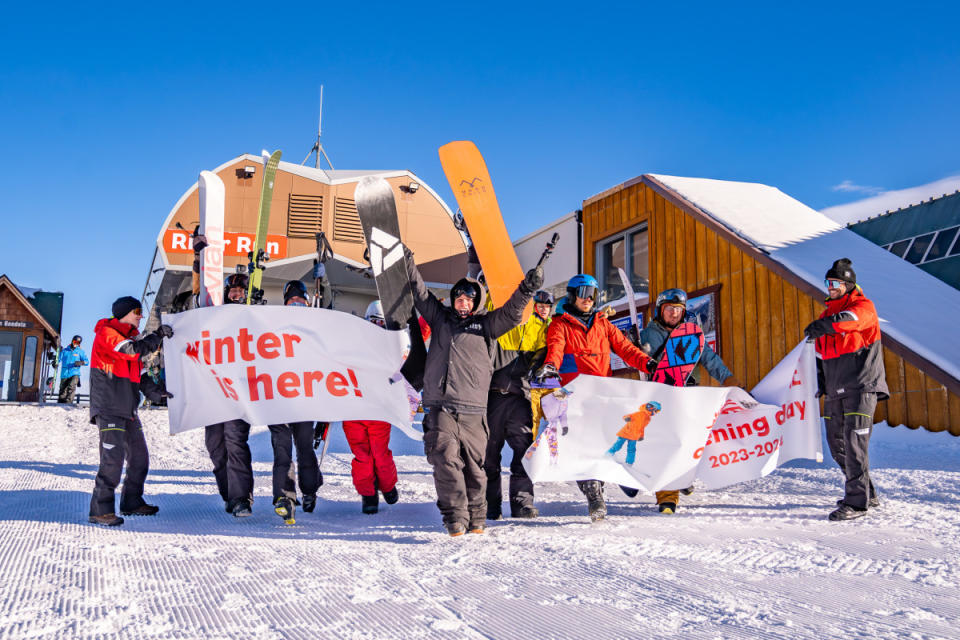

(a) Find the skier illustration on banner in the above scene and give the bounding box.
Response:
[607,401,662,465]
[526,385,571,464]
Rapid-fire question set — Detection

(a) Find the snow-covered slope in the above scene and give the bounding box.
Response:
[1,405,959,639]
[650,174,960,386]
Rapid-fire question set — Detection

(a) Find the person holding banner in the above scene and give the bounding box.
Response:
[88,296,173,526]
[267,281,324,524]
[484,290,554,521]
[535,274,653,521]
[640,288,735,514]
[803,258,887,521]
[204,272,256,518]
[403,247,542,537]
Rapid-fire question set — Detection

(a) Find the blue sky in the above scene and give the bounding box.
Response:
[2,1,959,372]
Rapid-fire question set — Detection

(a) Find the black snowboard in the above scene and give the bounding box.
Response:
[355,176,425,389]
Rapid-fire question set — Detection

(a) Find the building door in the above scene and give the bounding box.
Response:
[0,331,21,401]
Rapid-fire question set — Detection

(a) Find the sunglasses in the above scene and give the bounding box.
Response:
[824,279,845,290]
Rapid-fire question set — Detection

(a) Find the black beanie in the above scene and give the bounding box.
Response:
[825,258,856,285]
[112,296,141,319]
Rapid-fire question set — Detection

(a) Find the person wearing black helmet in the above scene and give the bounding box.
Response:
[265,280,323,523]
[640,287,735,514]
[803,258,886,521]
[57,334,89,403]
[484,289,554,520]
[202,270,256,518]
[402,246,542,536]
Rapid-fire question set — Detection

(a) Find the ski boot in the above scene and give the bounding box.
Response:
[486,502,503,521]
[658,501,677,515]
[382,487,399,505]
[361,494,379,514]
[836,496,880,509]
[445,522,466,537]
[829,504,867,521]
[88,513,124,527]
[468,521,485,534]
[228,497,252,518]
[580,481,606,522]
[619,485,640,498]
[302,494,317,513]
[274,497,296,525]
[511,504,539,519]
[120,503,159,516]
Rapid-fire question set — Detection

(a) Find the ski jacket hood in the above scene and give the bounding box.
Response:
[813,287,888,400]
[639,316,731,386]
[544,309,650,385]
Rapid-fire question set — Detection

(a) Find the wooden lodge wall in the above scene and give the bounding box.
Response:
[582,178,960,436]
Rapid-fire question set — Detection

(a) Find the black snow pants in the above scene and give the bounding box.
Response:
[59,375,79,404]
[423,408,488,528]
[89,415,149,516]
[204,420,253,503]
[268,421,321,501]
[824,392,878,510]
[484,390,535,515]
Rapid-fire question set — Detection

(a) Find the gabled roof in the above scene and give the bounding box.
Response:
[0,275,61,344]
[642,175,960,395]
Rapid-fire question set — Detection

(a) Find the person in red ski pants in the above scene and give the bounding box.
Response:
[342,301,401,514]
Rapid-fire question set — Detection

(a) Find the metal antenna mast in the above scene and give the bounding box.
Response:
[302,85,335,170]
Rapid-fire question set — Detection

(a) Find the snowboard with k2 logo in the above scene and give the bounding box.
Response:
[651,322,705,386]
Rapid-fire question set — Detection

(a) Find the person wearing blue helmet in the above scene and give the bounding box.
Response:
[640,287,736,514]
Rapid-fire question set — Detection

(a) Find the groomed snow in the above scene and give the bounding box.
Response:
[1,405,959,639]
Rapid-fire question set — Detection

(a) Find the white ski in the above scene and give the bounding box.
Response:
[198,171,226,307]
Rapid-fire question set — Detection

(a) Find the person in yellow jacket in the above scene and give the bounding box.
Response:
[485,290,554,520]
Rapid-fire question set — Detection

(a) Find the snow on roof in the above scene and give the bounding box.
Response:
[820,174,960,226]
[650,174,960,385]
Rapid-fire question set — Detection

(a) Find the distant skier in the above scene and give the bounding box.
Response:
[403,246,541,536]
[534,274,653,521]
[804,258,887,521]
[58,334,89,404]
[640,288,735,514]
[203,272,256,518]
[88,296,173,526]
[341,301,405,515]
[485,290,554,521]
[267,280,323,524]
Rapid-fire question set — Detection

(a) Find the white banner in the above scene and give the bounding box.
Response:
[523,341,822,491]
[162,306,412,435]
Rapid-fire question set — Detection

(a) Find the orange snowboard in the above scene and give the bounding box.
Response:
[439,141,531,321]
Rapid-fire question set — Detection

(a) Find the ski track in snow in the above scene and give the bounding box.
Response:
[0,405,958,639]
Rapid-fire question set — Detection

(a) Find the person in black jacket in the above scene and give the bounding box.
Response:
[88,296,173,526]
[404,248,541,536]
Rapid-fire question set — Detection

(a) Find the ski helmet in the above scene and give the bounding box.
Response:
[533,290,554,305]
[645,400,662,414]
[71,335,82,344]
[365,300,385,325]
[566,274,600,307]
[224,273,248,304]
[654,288,687,319]
[283,280,309,305]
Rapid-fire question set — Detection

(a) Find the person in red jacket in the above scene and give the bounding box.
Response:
[342,301,401,514]
[88,296,173,526]
[535,274,653,521]
[804,258,888,522]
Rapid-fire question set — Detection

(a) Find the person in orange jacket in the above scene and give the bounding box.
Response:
[608,401,662,465]
[534,274,653,521]
[804,258,887,521]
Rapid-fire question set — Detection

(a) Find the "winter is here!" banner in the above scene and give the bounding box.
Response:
[523,340,822,491]
[162,306,411,435]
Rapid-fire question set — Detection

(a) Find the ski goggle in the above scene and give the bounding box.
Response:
[533,291,554,305]
[451,283,479,300]
[572,286,597,301]
[368,316,386,327]
[72,337,82,344]
[824,279,845,290]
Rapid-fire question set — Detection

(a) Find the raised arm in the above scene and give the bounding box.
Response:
[487,267,542,339]
[402,247,445,327]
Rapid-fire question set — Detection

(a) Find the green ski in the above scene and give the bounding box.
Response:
[247,149,282,304]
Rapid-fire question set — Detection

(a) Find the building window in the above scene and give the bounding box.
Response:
[596,223,649,301]
[904,233,935,264]
[888,239,912,258]
[926,226,959,262]
[21,336,37,387]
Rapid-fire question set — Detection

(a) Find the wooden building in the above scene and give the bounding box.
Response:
[582,175,960,436]
[0,275,61,402]
[143,154,468,320]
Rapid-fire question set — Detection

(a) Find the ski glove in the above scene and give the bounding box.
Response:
[533,363,560,384]
[154,324,174,339]
[192,235,208,253]
[644,358,658,374]
[803,318,834,339]
[520,266,545,295]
